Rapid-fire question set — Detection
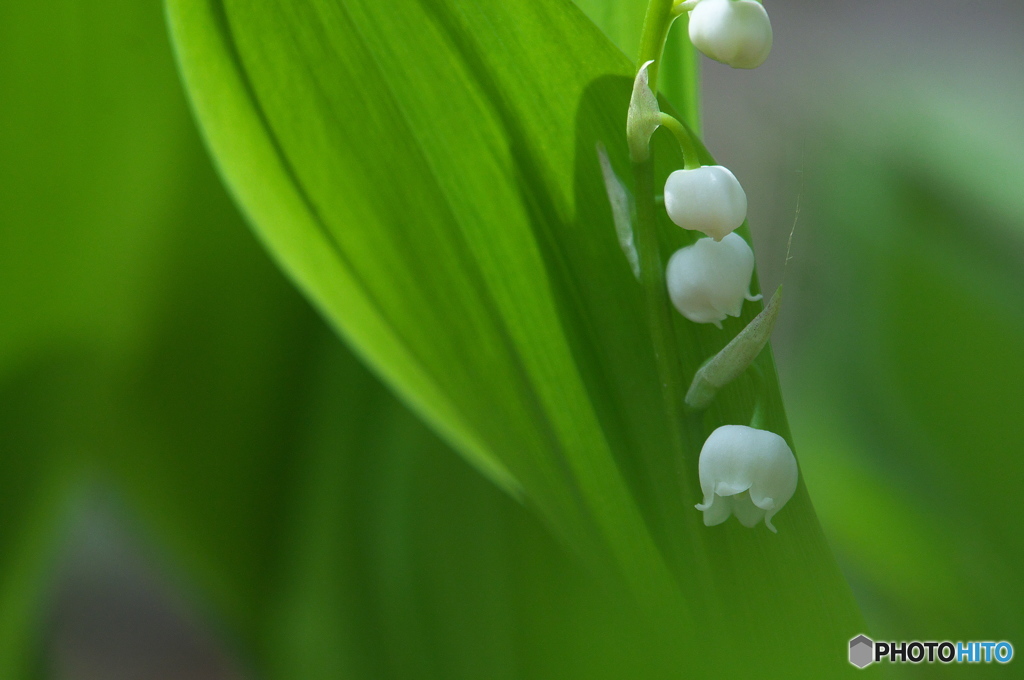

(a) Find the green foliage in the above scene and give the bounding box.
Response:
[0,0,197,673]
[166,0,862,675]
[262,341,699,680]
[34,0,1024,678]
[791,87,1024,676]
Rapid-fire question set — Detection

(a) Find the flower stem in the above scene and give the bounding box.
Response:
[658,113,701,169]
[748,363,768,430]
[632,0,720,621]
[634,158,689,427]
[637,0,679,92]
[633,0,696,461]
[672,0,700,16]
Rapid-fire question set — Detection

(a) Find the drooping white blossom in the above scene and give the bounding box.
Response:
[694,424,798,533]
[688,0,773,70]
[665,233,761,328]
[664,165,747,241]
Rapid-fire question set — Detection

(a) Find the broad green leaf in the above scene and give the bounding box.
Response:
[168,0,863,672]
[168,0,672,600]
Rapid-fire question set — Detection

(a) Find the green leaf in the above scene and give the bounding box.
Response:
[167,0,863,672]
[169,0,668,601]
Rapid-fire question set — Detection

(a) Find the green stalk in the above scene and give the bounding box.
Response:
[632,0,691,456]
[658,113,700,169]
[636,0,678,91]
[633,158,689,444]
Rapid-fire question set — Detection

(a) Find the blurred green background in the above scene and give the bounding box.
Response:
[1,0,1022,678]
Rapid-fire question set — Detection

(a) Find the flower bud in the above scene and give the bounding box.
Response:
[664,165,747,241]
[665,233,760,328]
[688,0,773,70]
[694,424,797,533]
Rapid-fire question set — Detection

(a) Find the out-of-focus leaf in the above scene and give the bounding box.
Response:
[265,341,699,680]
[795,88,1024,676]
[0,360,84,678]
[0,0,192,374]
[168,0,862,673]
[95,162,330,648]
[1,0,329,672]
[0,0,207,674]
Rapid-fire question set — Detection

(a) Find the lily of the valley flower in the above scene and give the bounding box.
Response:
[695,424,798,533]
[665,233,760,328]
[664,165,747,241]
[688,0,773,70]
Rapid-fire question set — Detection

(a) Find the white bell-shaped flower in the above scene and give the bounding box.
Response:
[695,425,798,533]
[664,165,747,241]
[688,0,773,70]
[666,233,761,328]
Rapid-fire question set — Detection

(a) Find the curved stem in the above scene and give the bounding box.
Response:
[672,0,700,15]
[658,113,701,169]
[748,363,768,430]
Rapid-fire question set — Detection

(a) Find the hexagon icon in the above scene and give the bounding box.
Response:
[849,635,874,668]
